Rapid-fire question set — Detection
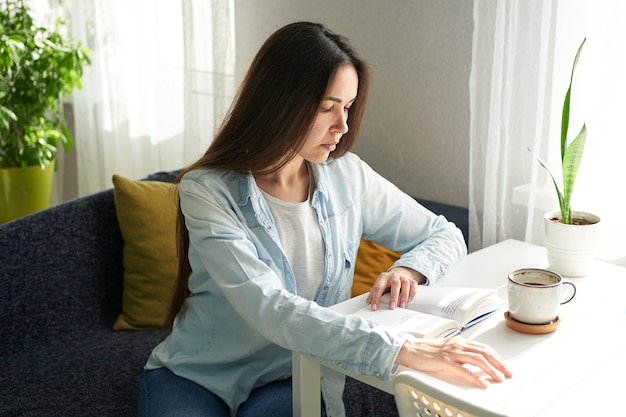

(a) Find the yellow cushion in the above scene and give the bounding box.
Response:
[112,174,179,330]
[352,240,401,297]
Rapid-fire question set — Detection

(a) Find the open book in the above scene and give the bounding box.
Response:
[353,286,504,339]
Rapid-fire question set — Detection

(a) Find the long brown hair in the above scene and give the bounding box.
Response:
[165,21,371,327]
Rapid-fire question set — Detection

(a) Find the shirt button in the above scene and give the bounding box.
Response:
[336,363,343,368]
[373,372,381,378]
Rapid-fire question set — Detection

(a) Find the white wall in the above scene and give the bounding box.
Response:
[234,0,473,208]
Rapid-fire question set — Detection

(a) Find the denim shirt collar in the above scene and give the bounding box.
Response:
[235,162,331,215]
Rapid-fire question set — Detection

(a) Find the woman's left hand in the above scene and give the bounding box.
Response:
[366,266,425,311]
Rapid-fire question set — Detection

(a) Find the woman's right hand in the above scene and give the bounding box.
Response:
[395,336,513,388]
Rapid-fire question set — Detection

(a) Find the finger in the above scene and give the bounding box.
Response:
[460,352,504,384]
[437,357,492,388]
[386,275,402,310]
[398,278,418,308]
[448,342,512,383]
[408,279,419,301]
[366,275,390,311]
[462,340,513,379]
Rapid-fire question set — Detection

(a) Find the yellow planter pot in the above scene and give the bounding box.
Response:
[0,161,55,223]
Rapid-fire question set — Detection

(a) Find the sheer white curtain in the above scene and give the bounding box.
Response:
[63,0,235,197]
[470,0,626,265]
[469,0,554,251]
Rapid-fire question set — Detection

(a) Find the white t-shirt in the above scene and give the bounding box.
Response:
[260,190,325,301]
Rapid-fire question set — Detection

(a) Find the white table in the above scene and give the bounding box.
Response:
[292,239,626,416]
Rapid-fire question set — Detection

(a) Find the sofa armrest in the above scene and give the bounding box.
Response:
[0,189,124,355]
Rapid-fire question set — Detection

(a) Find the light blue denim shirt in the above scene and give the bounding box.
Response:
[146,152,466,417]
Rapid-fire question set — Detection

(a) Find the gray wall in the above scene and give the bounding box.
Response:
[234,0,474,208]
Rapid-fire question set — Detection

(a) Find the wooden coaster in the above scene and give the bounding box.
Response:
[504,311,560,334]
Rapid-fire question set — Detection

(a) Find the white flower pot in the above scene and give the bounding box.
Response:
[544,210,601,277]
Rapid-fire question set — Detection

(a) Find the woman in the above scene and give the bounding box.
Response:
[138,21,512,417]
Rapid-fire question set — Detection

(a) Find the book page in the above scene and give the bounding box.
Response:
[353,303,460,339]
[400,286,504,326]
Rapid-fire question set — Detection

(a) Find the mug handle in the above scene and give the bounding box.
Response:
[560,279,577,304]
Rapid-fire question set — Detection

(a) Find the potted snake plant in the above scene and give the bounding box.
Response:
[530,38,600,277]
[0,0,91,223]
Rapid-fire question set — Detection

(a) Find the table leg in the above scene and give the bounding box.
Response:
[292,351,321,417]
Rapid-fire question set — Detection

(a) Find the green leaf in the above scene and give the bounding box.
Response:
[528,147,566,213]
[560,38,586,162]
[0,104,17,122]
[560,124,587,223]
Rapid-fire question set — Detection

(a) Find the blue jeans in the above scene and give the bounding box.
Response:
[137,367,317,417]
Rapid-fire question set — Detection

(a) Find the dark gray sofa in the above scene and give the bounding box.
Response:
[0,170,468,417]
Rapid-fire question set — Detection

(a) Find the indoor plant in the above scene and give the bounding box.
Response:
[531,38,600,277]
[0,0,91,222]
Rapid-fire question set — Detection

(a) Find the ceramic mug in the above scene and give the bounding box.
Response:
[507,268,576,325]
